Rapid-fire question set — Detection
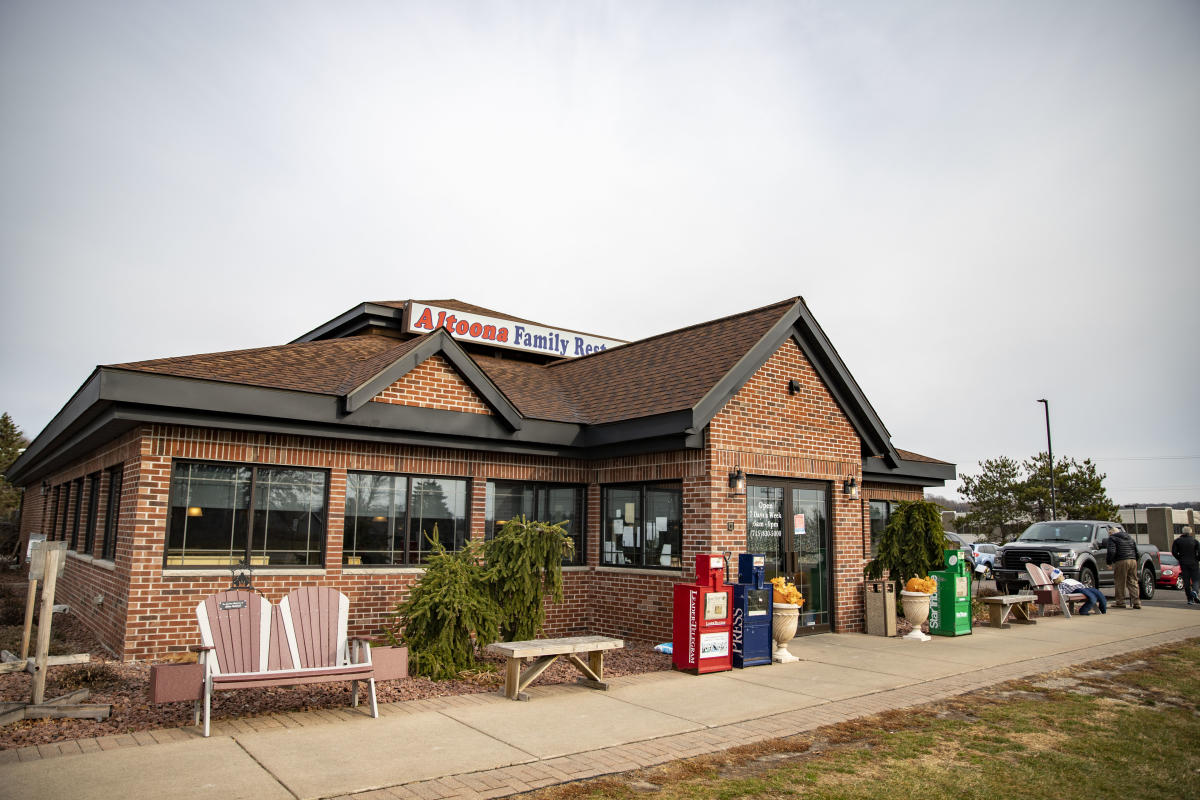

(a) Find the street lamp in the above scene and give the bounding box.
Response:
[1037,399,1056,520]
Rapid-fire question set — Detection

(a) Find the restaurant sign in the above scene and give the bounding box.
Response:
[406,302,625,359]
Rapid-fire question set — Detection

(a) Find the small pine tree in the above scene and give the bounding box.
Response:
[864,499,951,589]
[386,528,502,680]
[484,515,574,641]
[0,412,27,520]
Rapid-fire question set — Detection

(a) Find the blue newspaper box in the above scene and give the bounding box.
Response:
[732,554,773,668]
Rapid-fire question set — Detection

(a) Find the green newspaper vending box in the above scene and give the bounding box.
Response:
[929,549,972,636]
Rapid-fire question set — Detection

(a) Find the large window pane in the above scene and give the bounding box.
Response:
[408,478,467,563]
[486,482,535,539]
[252,468,327,566]
[602,483,682,568]
[486,481,584,565]
[645,486,682,568]
[345,474,407,564]
[540,486,584,565]
[603,487,640,565]
[869,500,890,558]
[167,463,251,565]
[102,467,122,561]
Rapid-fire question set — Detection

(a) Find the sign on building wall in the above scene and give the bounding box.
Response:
[406,302,626,359]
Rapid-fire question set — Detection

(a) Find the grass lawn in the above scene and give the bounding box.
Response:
[526,640,1200,800]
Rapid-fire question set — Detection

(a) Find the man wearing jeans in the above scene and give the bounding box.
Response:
[1106,526,1141,609]
[1050,568,1107,615]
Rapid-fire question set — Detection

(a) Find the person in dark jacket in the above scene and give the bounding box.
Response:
[1106,526,1141,609]
[1171,526,1200,605]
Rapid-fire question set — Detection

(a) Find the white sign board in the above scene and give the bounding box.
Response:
[407,302,625,359]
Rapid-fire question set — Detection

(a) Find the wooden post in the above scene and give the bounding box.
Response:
[19,578,38,662]
[30,545,62,706]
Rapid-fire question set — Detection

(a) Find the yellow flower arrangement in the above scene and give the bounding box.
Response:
[770,577,805,607]
[904,576,937,594]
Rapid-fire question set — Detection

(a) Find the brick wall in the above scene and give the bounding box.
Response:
[371,354,492,415]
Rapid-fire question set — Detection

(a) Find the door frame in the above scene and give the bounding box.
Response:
[745,477,834,635]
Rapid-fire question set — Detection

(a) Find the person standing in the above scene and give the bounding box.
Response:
[1171,525,1200,605]
[1050,568,1107,615]
[1106,525,1141,609]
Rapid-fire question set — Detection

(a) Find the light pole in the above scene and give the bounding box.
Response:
[1037,399,1056,520]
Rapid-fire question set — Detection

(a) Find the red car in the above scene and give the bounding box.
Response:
[1158,552,1183,590]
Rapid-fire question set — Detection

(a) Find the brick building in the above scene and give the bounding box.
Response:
[8,298,954,660]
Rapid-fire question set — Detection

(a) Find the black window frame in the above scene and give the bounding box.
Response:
[600,481,683,569]
[83,472,101,555]
[165,460,331,568]
[57,483,71,542]
[343,471,471,566]
[68,478,83,551]
[485,479,586,566]
[102,466,123,561]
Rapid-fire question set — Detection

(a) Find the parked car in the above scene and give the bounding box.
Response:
[970,543,999,577]
[1158,552,1183,590]
[993,520,1160,600]
[943,531,974,568]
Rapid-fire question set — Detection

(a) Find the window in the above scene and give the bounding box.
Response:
[485,480,585,565]
[50,485,64,540]
[343,473,469,565]
[167,462,328,567]
[601,482,682,568]
[102,466,122,561]
[83,473,100,555]
[869,500,894,557]
[68,478,83,550]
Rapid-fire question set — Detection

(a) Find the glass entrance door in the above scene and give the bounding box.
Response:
[746,480,831,634]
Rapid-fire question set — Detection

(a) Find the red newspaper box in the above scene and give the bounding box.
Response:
[672,552,734,674]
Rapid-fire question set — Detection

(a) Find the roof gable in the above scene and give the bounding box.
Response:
[340,329,522,429]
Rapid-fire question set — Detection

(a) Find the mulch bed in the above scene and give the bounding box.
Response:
[0,573,671,751]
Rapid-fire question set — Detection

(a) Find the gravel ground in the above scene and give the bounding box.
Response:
[0,576,671,751]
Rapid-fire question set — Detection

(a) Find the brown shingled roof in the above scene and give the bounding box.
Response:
[894,448,952,465]
[112,299,800,425]
[542,298,797,424]
[110,336,416,395]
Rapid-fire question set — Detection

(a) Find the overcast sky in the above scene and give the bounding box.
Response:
[2,1,1197,505]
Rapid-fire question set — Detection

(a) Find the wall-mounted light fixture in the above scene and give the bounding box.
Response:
[41,481,49,495]
[372,515,388,523]
[787,379,802,395]
[728,468,746,495]
[186,506,204,518]
[842,477,860,499]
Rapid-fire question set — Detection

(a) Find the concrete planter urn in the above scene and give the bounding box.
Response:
[771,602,801,662]
[900,590,933,642]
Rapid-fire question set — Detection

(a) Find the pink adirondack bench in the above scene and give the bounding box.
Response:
[1026,563,1087,617]
[192,586,377,736]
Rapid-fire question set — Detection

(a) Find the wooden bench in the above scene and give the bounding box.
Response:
[191,586,377,736]
[982,595,1038,628]
[486,635,624,701]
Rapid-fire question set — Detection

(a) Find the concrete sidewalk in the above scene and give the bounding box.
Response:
[4,606,1199,800]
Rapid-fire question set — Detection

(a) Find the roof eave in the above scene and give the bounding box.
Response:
[290,302,406,343]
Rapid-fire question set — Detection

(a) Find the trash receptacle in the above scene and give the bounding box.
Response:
[864,581,896,636]
[929,549,972,636]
